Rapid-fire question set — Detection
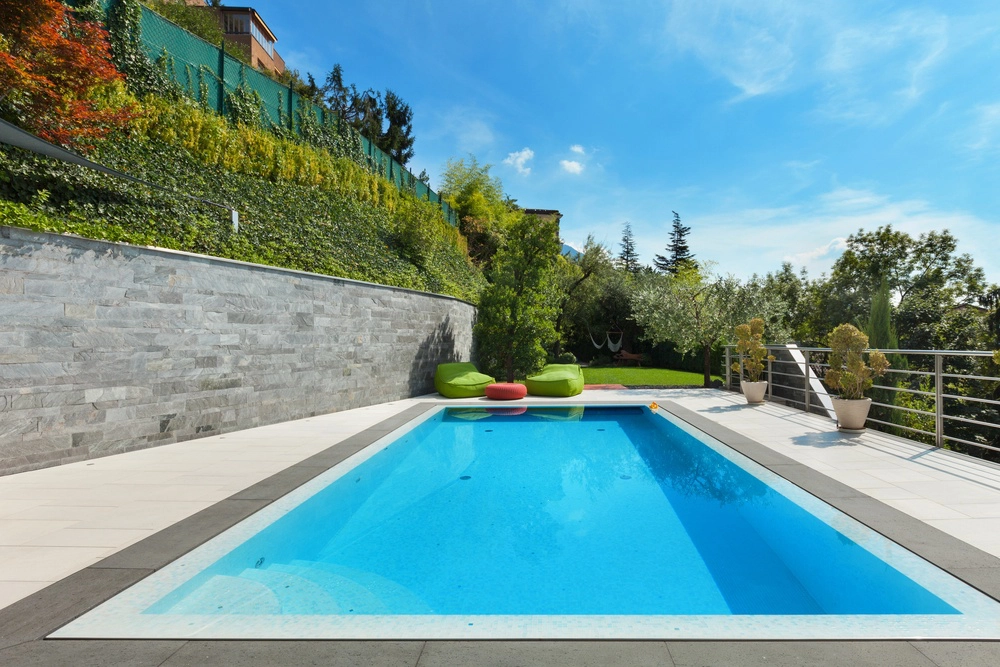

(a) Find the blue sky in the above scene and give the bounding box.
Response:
[249,0,1000,284]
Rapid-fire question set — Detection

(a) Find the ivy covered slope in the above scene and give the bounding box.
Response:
[0,95,484,302]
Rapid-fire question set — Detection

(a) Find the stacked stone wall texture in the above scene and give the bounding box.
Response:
[0,226,475,475]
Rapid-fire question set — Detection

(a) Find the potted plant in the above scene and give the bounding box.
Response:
[731,318,774,404]
[824,323,890,431]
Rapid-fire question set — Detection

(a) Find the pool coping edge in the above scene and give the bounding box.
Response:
[660,400,1000,599]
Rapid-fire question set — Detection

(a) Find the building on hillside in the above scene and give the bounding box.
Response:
[523,209,562,225]
[523,209,580,258]
[218,7,284,75]
[182,1,285,75]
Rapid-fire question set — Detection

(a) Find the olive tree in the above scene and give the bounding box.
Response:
[550,237,614,357]
[630,264,788,387]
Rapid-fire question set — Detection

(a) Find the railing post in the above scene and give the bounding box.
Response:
[725,346,732,390]
[767,355,773,401]
[804,351,811,415]
[935,353,944,448]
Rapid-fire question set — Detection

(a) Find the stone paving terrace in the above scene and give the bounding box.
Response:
[1,388,999,665]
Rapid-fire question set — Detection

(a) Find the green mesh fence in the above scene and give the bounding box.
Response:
[112,4,456,225]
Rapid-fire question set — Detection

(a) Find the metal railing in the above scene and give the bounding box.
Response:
[724,345,1000,458]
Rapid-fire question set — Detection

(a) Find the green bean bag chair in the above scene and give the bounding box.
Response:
[525,364,584,397]
[434,362,495,398]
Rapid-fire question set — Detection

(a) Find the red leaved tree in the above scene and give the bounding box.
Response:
[0,0,133,147]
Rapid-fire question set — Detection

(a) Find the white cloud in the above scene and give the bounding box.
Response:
[784,237,849,268]
[279,49,326,83]
[454,119,496,152]
[664,2,952,123]
[819,187,890,211]
[963,102,1000,154]
[685,186,999,281]
[817,10,948,124]
[570,144,585,154]
[503,147,535,175]
[665,0,803,99]
[560,160,585,174]
[785,159,821,172]
[423,106,497,154]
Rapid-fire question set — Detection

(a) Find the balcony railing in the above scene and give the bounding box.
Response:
[723,345,1000,458]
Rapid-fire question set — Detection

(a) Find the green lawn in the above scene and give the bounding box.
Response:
[581,366,720,386]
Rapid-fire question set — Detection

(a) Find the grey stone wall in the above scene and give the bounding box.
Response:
[0,226,475,475]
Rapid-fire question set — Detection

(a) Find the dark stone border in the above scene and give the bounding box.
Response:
[1,400,998,666]
[661,402,1000,600]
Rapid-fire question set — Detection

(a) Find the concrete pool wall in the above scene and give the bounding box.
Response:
[0,226,476,475]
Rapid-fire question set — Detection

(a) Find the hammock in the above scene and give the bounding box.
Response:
[607,330,624,353]
[587,326,608,349]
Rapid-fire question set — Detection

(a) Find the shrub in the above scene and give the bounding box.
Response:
[825,323,890,400]
[731,317,774,383]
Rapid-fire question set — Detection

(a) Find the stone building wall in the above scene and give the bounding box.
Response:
[0,226,475,475]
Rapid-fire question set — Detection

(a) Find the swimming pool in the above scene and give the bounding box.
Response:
[53,405,1000,639]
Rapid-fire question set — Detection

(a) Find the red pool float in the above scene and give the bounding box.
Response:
[485,382,527,400]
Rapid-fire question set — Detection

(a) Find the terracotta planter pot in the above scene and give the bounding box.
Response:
[741,380,768,404]
[831,397,872,431]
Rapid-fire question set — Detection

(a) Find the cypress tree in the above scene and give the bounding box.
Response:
[864,279,905,426]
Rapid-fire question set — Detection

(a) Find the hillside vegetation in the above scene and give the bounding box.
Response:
[0,0,484,302]
[0,92,484,302]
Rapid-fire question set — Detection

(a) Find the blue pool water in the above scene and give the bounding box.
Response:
[146,405,954,617]
[56,404,1000,639]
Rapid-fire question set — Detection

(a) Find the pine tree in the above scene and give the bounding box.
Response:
[654,211,694,274]
[322,64,350,122]
[380,89,414,166]
[322,64,382,140]
[305,73,321,103]
[349,86,383,143]
[322,66,416,164]
[618,222,640,274]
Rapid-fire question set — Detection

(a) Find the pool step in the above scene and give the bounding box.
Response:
[166,574,281,615]
[290,560,432,613]
[163,562,431,615]
[270,563,388,614]
[240,568,341,614]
